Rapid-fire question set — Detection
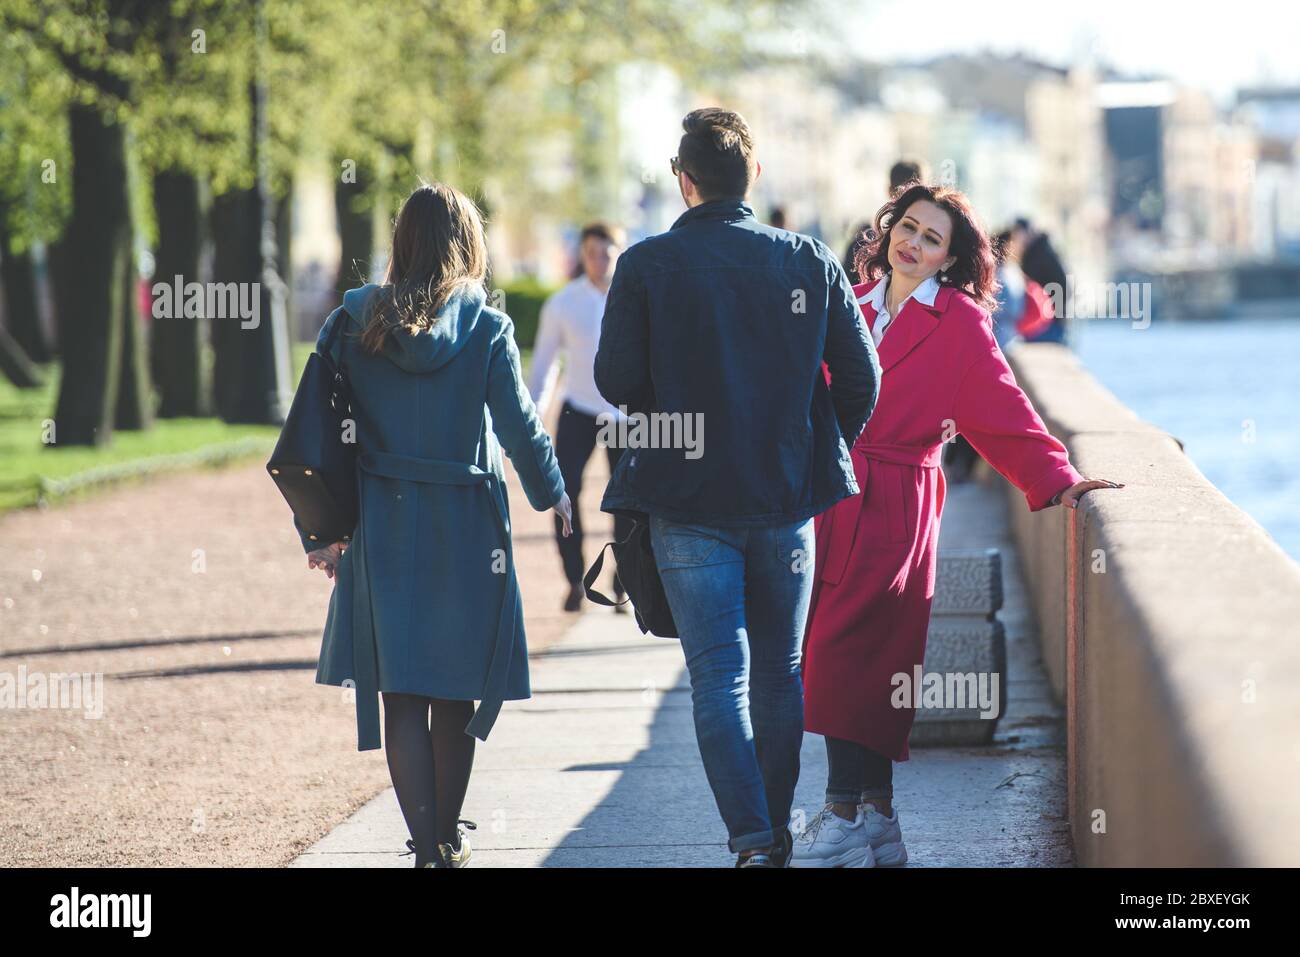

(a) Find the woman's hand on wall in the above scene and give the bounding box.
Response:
[1054,479,1124,509]
[307,542,347,579]
[553,492,574,537]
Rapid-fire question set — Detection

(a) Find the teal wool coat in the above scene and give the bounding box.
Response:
[292,282,565,751]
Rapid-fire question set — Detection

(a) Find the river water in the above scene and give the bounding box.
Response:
[1071,316,1300,562]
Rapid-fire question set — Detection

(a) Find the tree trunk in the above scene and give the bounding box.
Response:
[46,235,73,357]
[0,325,43,389]
[275,185,294,331]
[209,79,289,425]
[51,103,132,447]
[334,171,373,300]
[209,187,257,422]
[150,170,208,417]
[0,206,51,363]
[114,241,153,430]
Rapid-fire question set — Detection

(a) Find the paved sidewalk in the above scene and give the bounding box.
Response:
[0,383,624,866]
[292,476,1073,868]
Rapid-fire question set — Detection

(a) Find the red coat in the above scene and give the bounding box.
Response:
[802,279,1084,761]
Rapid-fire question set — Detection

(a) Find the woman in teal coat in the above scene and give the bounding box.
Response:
[294,183,572,868]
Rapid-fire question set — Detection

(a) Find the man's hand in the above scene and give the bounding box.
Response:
[307,541,347,580]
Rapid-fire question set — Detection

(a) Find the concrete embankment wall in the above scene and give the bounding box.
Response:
[989,342,1300,866]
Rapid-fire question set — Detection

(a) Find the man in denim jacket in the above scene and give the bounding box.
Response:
[594,108,880,867]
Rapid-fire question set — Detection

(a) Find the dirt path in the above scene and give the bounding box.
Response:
[0,434,617,866]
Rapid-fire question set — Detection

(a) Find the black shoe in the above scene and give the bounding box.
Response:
[403,839,448,868]
[437,819,476,868]
[563,583,584,612]
[770,828,794,869]
[736,850,777,868]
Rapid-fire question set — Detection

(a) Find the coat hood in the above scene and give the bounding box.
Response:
[342,282,486,374]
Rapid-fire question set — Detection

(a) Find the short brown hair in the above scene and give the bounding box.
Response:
[579,221,626,248]
[677,108,756,201]
[889,160,923,193]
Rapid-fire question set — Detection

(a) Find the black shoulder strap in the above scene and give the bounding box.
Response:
[582,541,630,607]
[321,305,349,367]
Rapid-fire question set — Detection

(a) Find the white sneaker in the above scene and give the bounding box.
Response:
[789,805,876,868]
[862,803,907,866]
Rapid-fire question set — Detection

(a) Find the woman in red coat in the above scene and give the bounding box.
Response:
[791,183,1122,868]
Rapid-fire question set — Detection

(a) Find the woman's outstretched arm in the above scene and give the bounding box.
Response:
[951,324,1120,510]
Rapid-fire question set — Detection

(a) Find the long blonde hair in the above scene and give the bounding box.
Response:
[359,182,488,353]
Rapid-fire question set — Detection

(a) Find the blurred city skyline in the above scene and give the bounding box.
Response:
[502,7,1300,308]
[835,0,1300,101]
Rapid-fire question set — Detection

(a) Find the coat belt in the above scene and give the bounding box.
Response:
[349,450,518,751]
[819,442,943,585]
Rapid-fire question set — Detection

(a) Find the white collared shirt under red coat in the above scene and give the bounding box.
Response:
[859,272,940,347]
[802,276,1084,763]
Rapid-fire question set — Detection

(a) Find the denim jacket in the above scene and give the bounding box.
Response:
[594,198,880,527]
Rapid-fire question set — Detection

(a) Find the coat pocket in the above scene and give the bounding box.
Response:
[853,465,909,546]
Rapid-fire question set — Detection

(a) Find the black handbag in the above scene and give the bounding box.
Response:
[266,307,358,547]
[582,516,678,638]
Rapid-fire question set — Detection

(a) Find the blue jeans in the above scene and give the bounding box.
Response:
[649,514,814,853]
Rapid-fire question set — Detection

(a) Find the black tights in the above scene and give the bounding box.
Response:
[382,692,477,865]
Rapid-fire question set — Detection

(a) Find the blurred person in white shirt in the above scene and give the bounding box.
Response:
[529,222,634,612]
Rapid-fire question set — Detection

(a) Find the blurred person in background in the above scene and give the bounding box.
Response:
[1011,217,1068,345]
[990,228,1026,351]
[843,159,924,284]
[530,222,633,613]
[944,227,1035,482]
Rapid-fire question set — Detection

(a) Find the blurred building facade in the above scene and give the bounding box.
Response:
[330,51,1300,295]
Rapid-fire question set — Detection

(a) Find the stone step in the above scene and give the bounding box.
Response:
[912,548,1007,746]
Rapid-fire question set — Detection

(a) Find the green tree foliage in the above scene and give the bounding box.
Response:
[0,0,802,435]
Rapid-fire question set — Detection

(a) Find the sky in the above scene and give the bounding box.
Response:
[829,0,1300,103]
[617,0,1300,224]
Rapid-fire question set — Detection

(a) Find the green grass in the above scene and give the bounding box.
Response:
[0,344,316,514]
[0,343,539,515]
